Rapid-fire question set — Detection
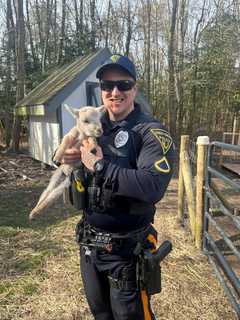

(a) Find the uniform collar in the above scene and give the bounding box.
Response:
[101,103,140,131]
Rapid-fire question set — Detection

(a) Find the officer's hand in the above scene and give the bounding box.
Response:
[61,147,81,165]
[80,140,103,172]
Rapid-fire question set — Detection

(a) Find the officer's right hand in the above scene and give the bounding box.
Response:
[61,147,81,165]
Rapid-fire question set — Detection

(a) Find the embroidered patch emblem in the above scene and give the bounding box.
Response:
[154,157,171,173]
[114,131,129,148]
[110,55,120,63]
[75,179,85,192]
[150,129,173,154]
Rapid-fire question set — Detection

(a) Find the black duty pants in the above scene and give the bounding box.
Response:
[80,245,155,320]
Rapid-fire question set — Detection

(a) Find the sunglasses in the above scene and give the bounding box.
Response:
[100,80,135,92]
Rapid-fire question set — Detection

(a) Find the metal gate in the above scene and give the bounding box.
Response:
[203,141,240,318]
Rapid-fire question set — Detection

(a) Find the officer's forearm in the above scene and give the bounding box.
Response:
[103,163,172,203]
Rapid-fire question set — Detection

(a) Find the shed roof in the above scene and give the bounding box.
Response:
[16,48,111,108]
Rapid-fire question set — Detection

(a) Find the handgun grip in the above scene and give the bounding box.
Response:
[152,240,172,263]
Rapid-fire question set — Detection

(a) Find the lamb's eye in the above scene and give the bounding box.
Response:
[84,119,89,124]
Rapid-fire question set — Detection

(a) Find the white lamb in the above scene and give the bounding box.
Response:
[29,104,104,220]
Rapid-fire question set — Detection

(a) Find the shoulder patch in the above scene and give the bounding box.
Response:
[150,129,173,154]
[154,157,171,173]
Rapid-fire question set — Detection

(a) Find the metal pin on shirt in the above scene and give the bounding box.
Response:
[83,246,92,263]
[84,246,91,256]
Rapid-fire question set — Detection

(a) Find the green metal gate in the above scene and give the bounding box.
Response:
[204,141,240,318]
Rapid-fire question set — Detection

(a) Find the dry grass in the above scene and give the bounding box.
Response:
[153,182,237,319]
[0,153,238,320]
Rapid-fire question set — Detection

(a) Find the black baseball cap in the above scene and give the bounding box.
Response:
[96,54,137,80]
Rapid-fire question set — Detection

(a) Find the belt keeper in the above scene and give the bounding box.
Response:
[108,276,136,291]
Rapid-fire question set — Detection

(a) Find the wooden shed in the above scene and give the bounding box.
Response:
[16,48,151,165]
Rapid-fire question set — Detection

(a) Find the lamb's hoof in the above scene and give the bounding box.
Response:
[29,209,37,221]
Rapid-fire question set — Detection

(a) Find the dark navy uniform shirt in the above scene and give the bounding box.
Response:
[86,103,175,232]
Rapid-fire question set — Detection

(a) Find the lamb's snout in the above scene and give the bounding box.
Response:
[95,127,103,136]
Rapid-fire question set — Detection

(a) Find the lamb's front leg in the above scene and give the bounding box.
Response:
[53,127,80,162]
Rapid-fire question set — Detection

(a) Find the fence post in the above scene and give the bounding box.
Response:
[177,135,189,224]
[182,140,196,238]
[195,136,209,249]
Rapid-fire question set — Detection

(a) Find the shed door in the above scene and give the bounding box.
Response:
[86,82,101,106]
[29,121,60,166]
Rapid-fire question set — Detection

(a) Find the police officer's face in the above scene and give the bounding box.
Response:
[100,69,137,121]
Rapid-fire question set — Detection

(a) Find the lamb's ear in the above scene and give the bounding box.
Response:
[96,105,106,114]
[64,104,79,118]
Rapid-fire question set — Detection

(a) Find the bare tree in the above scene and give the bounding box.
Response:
[146,0,151,100]
[105,0,111,48]
[26,0,38,69]
[188,0,206,134]
[139,0,152,101]
[40,0,52,71]
[35,0,43,53]
[57,0,66,64]
[125,0,132,56]
[52,0,57,61]
[90,0,96,50]
[168,0,179,138]
[4,0,15,147]
[10,0,25,152]
[74,0,82,54]
[177,0,188,137]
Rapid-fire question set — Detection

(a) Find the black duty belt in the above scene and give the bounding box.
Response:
[79,223,151,252]
[108,275,137,290]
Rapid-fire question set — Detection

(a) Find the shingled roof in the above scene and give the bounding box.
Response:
[16,48,111,108]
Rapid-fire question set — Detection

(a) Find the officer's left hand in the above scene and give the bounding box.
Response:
[80,139,103,172]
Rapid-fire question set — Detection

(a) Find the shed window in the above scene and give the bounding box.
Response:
[86,82,101,107]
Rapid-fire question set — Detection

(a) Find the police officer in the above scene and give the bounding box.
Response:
[62,55,175,320]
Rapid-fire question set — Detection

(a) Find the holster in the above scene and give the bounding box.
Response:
[75,216,85,244]
[137,251,161,295]
[137,240,172,295]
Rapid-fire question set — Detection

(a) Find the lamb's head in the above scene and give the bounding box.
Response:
[78,106,104,138]
[64,105,105,138]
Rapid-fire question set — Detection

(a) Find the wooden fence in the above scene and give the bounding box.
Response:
[177,135,209,249]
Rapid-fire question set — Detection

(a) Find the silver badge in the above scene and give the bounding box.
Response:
[114,131,129,148]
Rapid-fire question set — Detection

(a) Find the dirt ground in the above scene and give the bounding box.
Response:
[0,152,239,320]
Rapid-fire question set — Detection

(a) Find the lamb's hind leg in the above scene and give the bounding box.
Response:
[29,175,71,220]
[30,166,69,219]
[36,166,65,207]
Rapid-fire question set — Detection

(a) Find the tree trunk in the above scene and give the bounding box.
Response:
[57,0,66,64]
[10,0,25,152]
[105,0,111,48]
[90,0,96,51]
[125,0,132,56]
[26,0,38,69]
[80,0,83,35]
[5,0,14,147]
[42,0,52,72]
[35,0,43,57]
[177,0,188,139]
[188,0,206,135]
[74,0,86,55]
[146,0,151,101]
[168,0,179,139]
